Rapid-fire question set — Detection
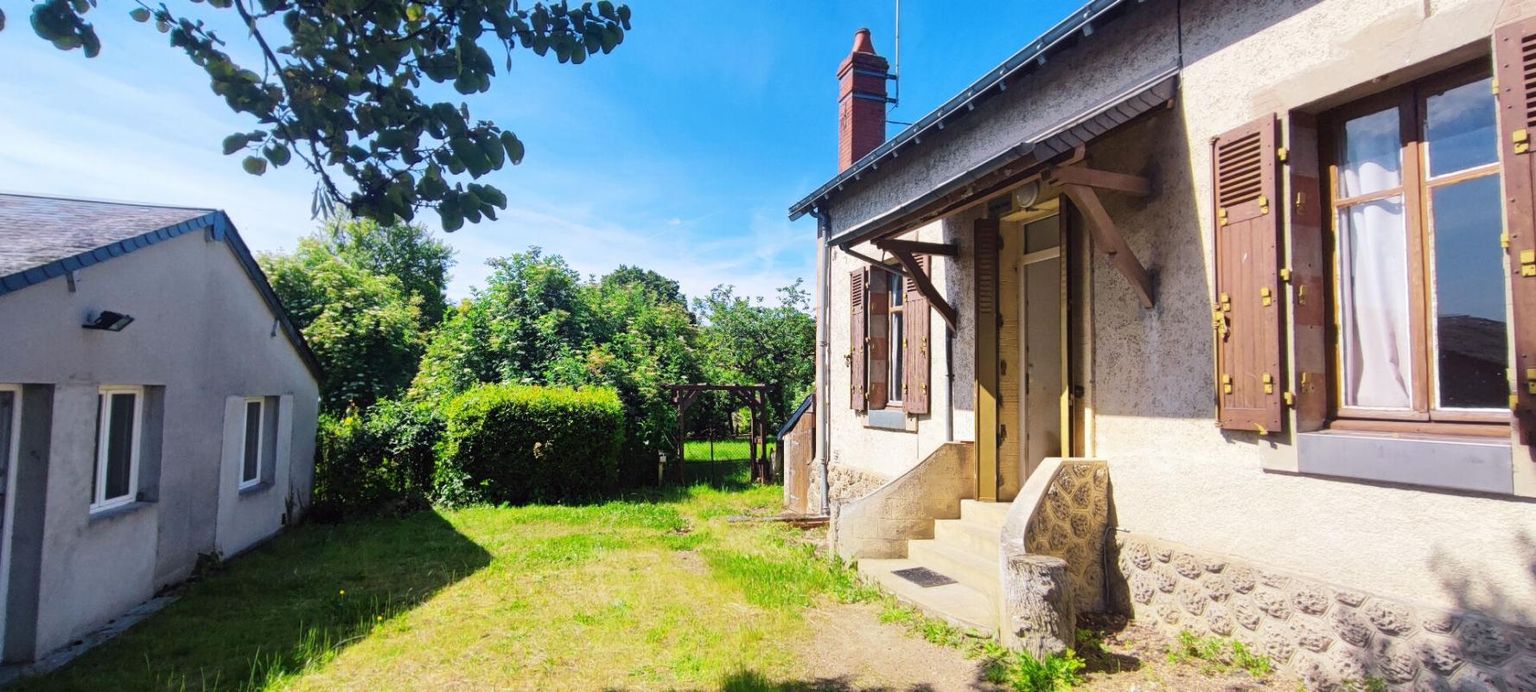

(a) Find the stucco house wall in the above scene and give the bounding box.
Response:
[815,0,1536,634]
[0,225,319,658]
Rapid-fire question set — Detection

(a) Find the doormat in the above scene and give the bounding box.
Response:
[891,566,957,588]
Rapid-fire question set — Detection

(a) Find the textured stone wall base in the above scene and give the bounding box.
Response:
[1113,534,1536,690]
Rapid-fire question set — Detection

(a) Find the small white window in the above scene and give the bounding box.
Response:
[93,386,142,512]
[240,398,264,489]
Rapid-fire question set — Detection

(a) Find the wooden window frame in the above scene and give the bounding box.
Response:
[240,397,265,490]
[1321,61,1510,432]
[885,268,905,407]
[92,385,143,513]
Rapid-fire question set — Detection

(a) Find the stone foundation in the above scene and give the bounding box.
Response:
[827,463,890,505]
[1113,533,1536,690]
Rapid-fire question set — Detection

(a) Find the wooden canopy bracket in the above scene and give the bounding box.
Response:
[872,238,960,256]
[1046,165,1152,196]
[1062,183,1155,309]
[889,250,959,329]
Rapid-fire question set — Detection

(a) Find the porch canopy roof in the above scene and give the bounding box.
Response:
[820,70,1177,249]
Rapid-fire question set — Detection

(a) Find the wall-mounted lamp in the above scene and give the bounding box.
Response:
[1013,181,1042,210]
[83,311,135,332]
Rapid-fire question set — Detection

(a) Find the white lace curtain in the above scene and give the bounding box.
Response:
[1338,109,1413,409]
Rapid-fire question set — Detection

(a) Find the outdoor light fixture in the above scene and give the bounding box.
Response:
[1013,181,1042,210]
[82,310,135,332]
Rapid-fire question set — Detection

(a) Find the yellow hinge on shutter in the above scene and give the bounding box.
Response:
[1502,233,1511,249]
[1515,128,1530,154]
[1276,147,1289,163]
[1218,207,1228,226]
[1261,287,1273,307]
[1221,374,1232,395]
[1259,195,1270,215]
[1527,368,1536,395]
[1279,268,1292,282]
[1493,79,1500,94]
[1283,391,1295,406]
[1522,250,1536,277]
[1263,372,1274,395]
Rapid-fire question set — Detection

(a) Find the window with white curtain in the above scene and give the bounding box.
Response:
[1327,64,1508,426]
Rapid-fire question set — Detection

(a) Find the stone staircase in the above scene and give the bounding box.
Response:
[856,499,1008,635]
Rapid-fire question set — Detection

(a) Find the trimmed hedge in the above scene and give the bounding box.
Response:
[437,383,624,505]
[313,398,443,521]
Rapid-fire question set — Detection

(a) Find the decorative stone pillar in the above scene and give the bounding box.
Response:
[1000,546,1075,659]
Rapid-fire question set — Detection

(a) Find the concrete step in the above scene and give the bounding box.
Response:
[905,539,998,598]
[858,558,998,635]
[959,499,1011,527]
[933,518,1001,562]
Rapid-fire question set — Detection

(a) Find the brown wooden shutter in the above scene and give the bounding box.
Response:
[1287,113,1328,433]
[849,268,867,411]
[974,218,1001,502]
[867,267,891,410]
[1496,19,1536,446]
[904,255,932,415]
[1212,115,1285,434]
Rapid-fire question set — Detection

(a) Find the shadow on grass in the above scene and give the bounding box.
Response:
[719,669,949,691]
[20,510,491,691]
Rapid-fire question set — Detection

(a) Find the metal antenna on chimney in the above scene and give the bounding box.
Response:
[889,0,901,110]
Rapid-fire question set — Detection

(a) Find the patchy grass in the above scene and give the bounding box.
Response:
[19,481,875,691]
[1165,629,1274,679]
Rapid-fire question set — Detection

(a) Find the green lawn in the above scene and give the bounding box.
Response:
[21,470,865,690]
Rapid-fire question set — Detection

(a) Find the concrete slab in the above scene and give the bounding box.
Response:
[859,558,998,635]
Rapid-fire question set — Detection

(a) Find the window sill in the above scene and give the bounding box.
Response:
[88,500,154,524]
[239,480,272,497]
[864,408,916,432]
[1295,429,1512,495]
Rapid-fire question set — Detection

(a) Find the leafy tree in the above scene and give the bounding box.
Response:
[412,247,584,397]
[694,281,816,426]
[261,240,426,412]
[600,264,685,307]
[322,217,455,328]
[14,0,632,228]
[414,248,704,484]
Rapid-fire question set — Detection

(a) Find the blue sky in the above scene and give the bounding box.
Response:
[0,1,1083,301]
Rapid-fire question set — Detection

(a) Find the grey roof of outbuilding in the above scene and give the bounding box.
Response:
[0,193,323,381]
[0,195,214,277]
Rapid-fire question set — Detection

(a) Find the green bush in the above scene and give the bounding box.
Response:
[437,383,624,505]
[312,399,442,521]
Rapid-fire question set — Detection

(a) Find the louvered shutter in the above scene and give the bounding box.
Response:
[1212,115,1285,434]
[974,218,1001,501]
[904,255,932,415]
[1496,19,1536,446]
[867,267,891,410]
[849,268,867,411]
[1287,114,1328,432]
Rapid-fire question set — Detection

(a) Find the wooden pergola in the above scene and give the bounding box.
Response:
[664,384,774,484]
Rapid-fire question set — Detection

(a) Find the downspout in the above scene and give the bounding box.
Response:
[814,207,834,516]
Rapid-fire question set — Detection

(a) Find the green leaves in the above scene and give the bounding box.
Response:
[264,142,291,166]
[9,0,634,228]
[221,133,248,155]
[501,132,525,165]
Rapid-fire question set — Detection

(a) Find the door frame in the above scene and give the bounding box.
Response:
[1017,215,1072,481]
[0,384,21,655]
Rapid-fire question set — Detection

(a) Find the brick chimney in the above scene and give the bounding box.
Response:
[838,28,890,171]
